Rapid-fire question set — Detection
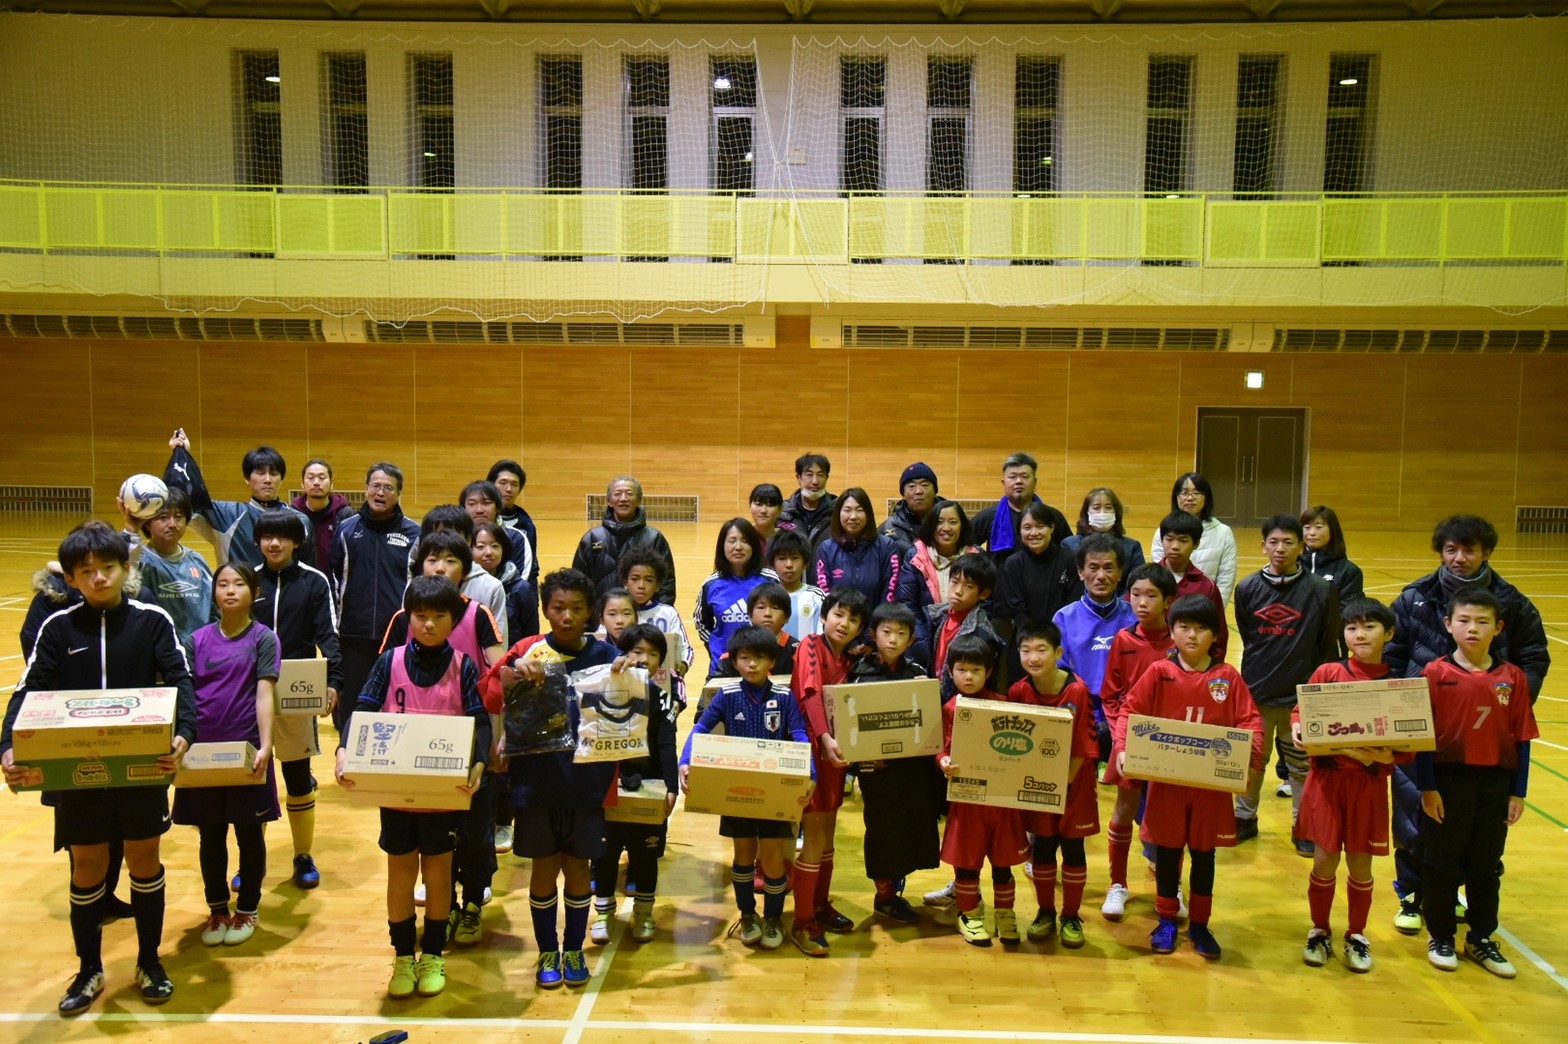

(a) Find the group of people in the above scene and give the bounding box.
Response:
[0,436,1548,1016]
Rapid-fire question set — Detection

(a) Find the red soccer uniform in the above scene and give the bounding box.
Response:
[1423,656,1539,768]
[1112,658,1264,850]
[1007,673,1100,839]
[1293,658,1410,856]
[1173,566,1229,662]
[1099,622,1174,788]
[939,691,1029,869]
[792,632,855,814]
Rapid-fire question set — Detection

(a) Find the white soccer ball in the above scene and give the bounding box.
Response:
[120,473,169,520]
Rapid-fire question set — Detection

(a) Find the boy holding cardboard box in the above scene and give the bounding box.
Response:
[1290,597,1409,974]
[335,576,488,1000]
[2,521,197,1015]
[1112,595,1263,960]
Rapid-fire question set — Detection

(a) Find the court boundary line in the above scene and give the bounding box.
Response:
[562,894,630,1044]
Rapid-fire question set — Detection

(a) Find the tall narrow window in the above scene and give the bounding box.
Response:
[1324,55,1373,193]
[840,57,885,195]
[236,50,282,187]
[410,54,454,189]
[711,56,758,193]
[1014,56,1059,195]
[1144,56,1193,195]
[540,56,583,190]
[1233,55,1282,198]
[927,56,972,194]
[625,56,670,190]
[323,52,368,191]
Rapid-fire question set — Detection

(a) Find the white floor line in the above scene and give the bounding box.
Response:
[1533,739,1568,752]
[562,895,631,1044]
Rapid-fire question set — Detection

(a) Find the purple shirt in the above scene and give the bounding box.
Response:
[190,621,280,745]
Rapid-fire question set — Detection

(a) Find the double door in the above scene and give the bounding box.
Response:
[1195,407,1308,528]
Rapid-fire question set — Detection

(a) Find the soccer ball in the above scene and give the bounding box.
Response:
[120,473,169,520]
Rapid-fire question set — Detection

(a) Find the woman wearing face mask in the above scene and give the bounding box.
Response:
[1063,488,1145,595]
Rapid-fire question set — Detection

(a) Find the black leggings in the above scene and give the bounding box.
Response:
[199,822,266,913]
[1155,845,1214,899]
[279,758,315,798]
[593,821,665,900]
[955,865,1015,886]
[1032,835,1087,868]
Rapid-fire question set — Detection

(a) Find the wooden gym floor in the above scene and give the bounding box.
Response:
[0,518,1565,1044]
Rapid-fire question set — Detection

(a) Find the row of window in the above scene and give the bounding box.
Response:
[236,50,1374,197]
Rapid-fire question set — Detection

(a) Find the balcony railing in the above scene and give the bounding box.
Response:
[1,182,1564,265]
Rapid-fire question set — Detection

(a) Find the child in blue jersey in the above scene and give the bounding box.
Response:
[337,576,489,1001]
[480,568,618,990]
[694,518,778,678]
[1052,533,1137,745]
[767,529,827,642]
[173,562,278,949]
[681,626,813,951]
[135,487,216,657]
[162,428,311,568]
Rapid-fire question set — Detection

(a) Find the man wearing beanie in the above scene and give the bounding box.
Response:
[880,462,939,549]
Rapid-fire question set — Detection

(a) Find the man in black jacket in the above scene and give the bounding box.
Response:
[1,522,197,1015]
[879,462,939,550]
[778,452,838,548]
[573,475,677,605]
[1385,514,1550,935]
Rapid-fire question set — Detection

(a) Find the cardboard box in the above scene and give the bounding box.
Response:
[340,712,475,811]
[1122,714,1256,794]
[277,658,329,716]
[945,697,1076,812]
[176,742,260,787]
[1296,677,1436,755]
[10,687,176,791]
[698,674,792,703]
[605,779,670,824]
[683,733,813,821]
[824,678,943,762]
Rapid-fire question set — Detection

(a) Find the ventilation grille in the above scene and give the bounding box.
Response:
[0,314,324,341]
[0,484,93,516]
[366,321,744,346]
[1272,328,1568,354]
[844,325,1229,351]
[884,497,997,521]
[586,494,700,523]
[1517,506,1568,535]
[286,489,366,507]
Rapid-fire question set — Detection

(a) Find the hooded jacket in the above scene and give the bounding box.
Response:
[292,492,358,575]
[1386,567,1550,700]
[1302,548,1366,605]
[330,504,422,641]
[20,566,78,658]
[878,502,926,550]
[572,507,676,606]
[778,490,838,548]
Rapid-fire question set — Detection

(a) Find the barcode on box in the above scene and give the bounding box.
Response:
[1018,791,1063,808]
[1215,768,1244,780]
[280,697,319,710]
[1395,719,1428,732]
[414,756,465,771]
[879,741,906,755]
[212,752,242,763]
[781,757,809,770]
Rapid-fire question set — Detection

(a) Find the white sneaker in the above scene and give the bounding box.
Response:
[1465,937,1517,979]
[1342,933,1372,973]
[482,886,493,907]
[1276,781,1293,798]
[923,879,957,909]
[413,883,426,906]
[590,911,612,945]
[1303,929,1332,967]
[1102,883,1130,921]
[1428,937,1458,971]
[1177,887,1188,921]
[494,824,514,854]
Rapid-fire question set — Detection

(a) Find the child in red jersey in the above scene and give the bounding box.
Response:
[1099,563,1177,920]
[788,587,870,957]
[1416,588,1538,978]
[1156,512,1228,661]
[938,635,1030,947]
[1010,620,1099,949]
[1292,598,1407,974]
[1113,595,1263,959]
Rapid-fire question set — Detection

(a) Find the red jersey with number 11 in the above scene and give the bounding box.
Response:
[1111,658,1265,773]
[1422,655,1538,768]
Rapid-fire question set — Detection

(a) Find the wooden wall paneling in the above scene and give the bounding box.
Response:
[410,344,526,510]
[89,340,203,513]
[734,349,849,509]
[303,344,419,512]
[0,341,95,490]
[1397,355,1522,525]
[842,350,960,514]
[1289,355,1408,532]
[1063,353,1185,537]
[627,347,742,520]
[520,346,632,526]
[195,342,312,507]
[1513,356,1568,508]
[952,352,1072,510]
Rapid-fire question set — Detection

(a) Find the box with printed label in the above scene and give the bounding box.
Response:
[824,678,943,762]
[944,697,1075,812]
[10,687,176,791]
[683,733,813,821]
[176,742,260,787]
[1296,677,1436,755]
[340,712,475,811]
[276,658,329,716]
[605,779,670,825]
[1122,714,1255,794]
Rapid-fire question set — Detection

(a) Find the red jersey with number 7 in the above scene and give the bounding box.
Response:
[1422,655,1538,768]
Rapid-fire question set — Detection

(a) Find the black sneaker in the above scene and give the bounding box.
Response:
[58,967,104,1016]
[134,959,174,1005]
[1235,817,1259,843]
[873,895,921,923]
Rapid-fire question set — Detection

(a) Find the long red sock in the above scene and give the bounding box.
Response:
[873,878,896,903]
[994,876,1016,911]
[1154,893,1181,920]
[1107,825,1132,886]
[1188,892,1213,926]
[816,850,836,913]
[1346,876,1374,937]
[955,875,981,914]
[1308,873,1336,933]
[1061,865,1088,918]
[1031,860,1057,911]
[792,860,820,923]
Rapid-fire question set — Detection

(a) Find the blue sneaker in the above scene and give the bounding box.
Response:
[535,951,563,989]
[1189,924,1222,959]
[561,949,590,988]
[1150,917,1179,954]
[292,854,320,889]
[230,872,242,893]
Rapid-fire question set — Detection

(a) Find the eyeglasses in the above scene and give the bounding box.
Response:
[1177,489,1202,499]
[367,483,399,494]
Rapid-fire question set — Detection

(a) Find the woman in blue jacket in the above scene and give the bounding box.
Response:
[694,518,777,678]
[812,487,902,609]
